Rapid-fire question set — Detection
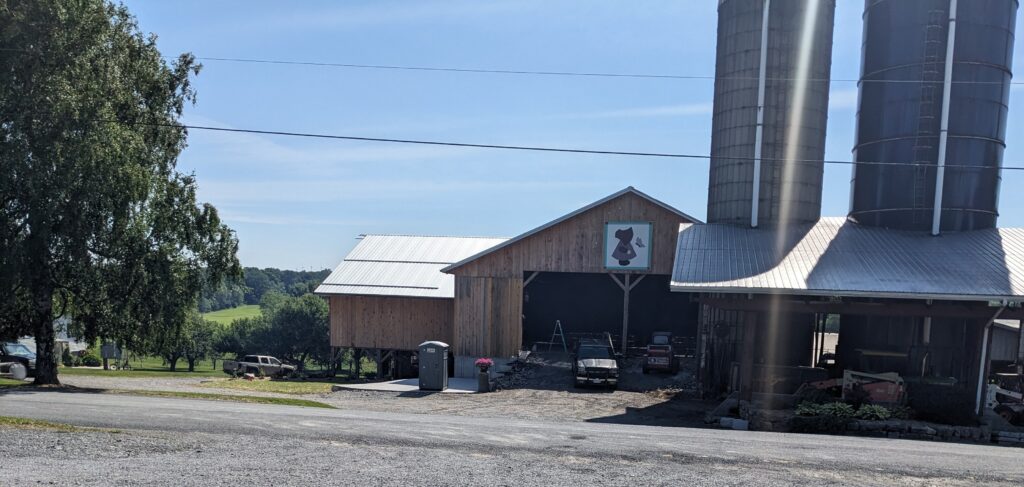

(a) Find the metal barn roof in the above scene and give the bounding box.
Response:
[671,217,1024,301]
[316,235,507,299]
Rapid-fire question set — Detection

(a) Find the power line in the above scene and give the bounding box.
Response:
[189,55,1023,86]
[100,119,1022,171]
[3,48,1016,85]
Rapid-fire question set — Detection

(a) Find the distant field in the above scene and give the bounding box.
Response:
[60,355,225,378]
[202,305,261,325]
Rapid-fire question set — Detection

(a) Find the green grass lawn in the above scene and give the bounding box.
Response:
[105,389,335,408]
[0,416,84,432]
[0,378,28,389]
[59,355,227,378]
[200,378,343,395]
[202,304,261,325]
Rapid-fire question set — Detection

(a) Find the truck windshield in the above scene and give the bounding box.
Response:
[3,343,34,358]
[578,347,611,359]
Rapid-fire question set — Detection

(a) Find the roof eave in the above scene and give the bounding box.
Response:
[668,284,1024,303]
[442,186,700,273]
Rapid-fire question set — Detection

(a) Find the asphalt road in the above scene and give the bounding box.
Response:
[1,389,1022,486]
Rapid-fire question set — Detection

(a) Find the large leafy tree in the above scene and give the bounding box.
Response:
[0,0,240,384]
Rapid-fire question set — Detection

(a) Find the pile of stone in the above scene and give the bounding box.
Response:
[846,419,989,442]
[994,430,1024,447]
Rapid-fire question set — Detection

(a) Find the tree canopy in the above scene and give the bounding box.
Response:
[0,0,240,384]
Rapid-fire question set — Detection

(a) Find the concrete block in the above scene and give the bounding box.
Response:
[731,419,749,431]
[719,417,735,428]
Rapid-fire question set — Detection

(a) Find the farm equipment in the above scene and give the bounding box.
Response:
[642,331,678,374]
[807,369,906,404]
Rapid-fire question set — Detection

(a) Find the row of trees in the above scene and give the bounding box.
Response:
[146,292,331,372]
[215,293,330,371]
[198,268,331,312]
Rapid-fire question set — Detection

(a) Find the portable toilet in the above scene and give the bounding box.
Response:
[418,341,449,391]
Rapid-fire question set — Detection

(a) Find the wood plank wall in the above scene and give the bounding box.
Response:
[453,276,523,358]
[329,295,453,350]
[449,191,694,358]
[450,192,688,278]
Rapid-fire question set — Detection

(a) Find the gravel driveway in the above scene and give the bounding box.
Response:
[58,355,711,425]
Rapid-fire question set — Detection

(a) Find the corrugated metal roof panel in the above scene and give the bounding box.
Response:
[316,235,507,298]
[671,217,1024,301]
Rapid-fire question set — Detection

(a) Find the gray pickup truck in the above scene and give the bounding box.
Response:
[222,355,295,377]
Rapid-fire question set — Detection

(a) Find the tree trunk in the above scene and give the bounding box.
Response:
[32,301,59,385]
[187,358,196,372]
[167,356,179,371]
[31,281,59,386]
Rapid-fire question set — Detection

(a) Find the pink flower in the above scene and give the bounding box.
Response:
[474,358,494,368]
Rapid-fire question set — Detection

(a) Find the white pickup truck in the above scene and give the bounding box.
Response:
[222,355,295,377]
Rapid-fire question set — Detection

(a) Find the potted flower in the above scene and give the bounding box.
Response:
[474,357,494,373]
[474,358,494,393]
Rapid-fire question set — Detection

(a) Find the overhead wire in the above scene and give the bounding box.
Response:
[1,49,1011,85]
[186,55,1023,85]
[97,119,1022,171]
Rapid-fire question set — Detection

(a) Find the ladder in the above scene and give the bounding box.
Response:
[548,320,568,352]
[911,9,947,223]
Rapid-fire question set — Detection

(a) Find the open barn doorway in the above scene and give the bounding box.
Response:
[521,271,698,355]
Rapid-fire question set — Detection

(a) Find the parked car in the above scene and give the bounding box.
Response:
[572,336,620,389]
[222,355,295,377]
[1,342,36,377]
[642,331,678,374]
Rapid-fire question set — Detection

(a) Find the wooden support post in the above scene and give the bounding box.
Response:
[608,273,646,354]
[375,349,383,380]
[622,274,630,353]
[739,311,758,402]
[353,348,362,379]
[1017,322,1024,375]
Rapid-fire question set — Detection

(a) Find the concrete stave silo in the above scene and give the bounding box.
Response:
[707,0,836,227]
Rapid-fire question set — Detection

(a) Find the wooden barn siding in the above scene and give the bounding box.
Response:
[453,276,523,358]
[329,295,453,350]
[450,192,693,357]
[450,192,689,278]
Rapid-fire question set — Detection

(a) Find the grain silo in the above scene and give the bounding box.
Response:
[707,0,836,227]
[850,0,1017,234]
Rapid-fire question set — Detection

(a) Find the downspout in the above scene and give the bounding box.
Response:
[751,0,771,228]
[975,305,1004,416]
[931,0,958,236]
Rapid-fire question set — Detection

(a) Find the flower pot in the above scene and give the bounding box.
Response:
[477,371,490,393]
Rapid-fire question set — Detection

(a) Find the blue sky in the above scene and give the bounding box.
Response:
[122,1,1024,270]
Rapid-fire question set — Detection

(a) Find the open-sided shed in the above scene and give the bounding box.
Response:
[442,187,701,375]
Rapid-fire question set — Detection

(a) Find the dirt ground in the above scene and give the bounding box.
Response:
[59,353,716,427]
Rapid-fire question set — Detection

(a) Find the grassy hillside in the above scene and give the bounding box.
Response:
[202,304,262,325]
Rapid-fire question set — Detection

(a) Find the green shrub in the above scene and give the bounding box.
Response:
[790,415,852,433]
[79,349,102,367]
[819,402,855,418]
[796,402,823,416]
[796,401,855,418]
[61,348,73,367]
[854,404,891,421]
[887,405,913,420]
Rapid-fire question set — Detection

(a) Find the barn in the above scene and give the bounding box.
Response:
[316,187,702,377]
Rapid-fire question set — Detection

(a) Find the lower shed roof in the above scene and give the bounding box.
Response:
[315,235,507,299]
[671,217,1024,302]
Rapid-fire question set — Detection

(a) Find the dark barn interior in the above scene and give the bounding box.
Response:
[521,271,698,351]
